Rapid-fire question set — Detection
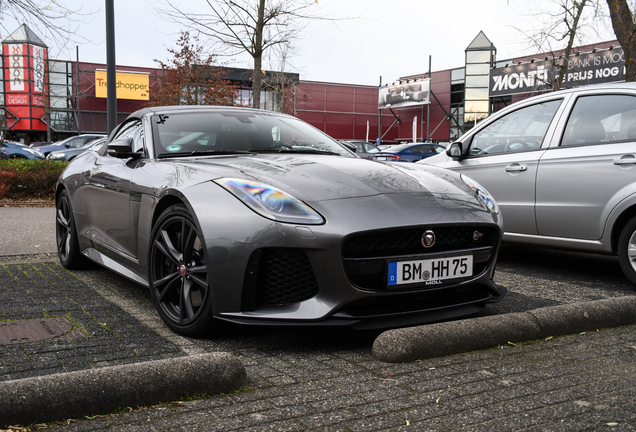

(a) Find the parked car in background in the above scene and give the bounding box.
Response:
[55,105,504,337]
[33,134,105,156]
[340,140,380,159]
[421,82,636,285]
[373,143,446,162]
[47,138,107,161]
[0,141,44,160]
[377,144,395,151]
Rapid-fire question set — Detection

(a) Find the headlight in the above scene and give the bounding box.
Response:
[214,178,325,224]
[461,174,499,214]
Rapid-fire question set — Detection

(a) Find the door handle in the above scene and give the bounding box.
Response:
[613,155,636,166]
[505,164,527,172]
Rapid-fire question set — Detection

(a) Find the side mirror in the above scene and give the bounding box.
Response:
[446,142,464,160]
[107,137,141,159]
[64,143,71,148]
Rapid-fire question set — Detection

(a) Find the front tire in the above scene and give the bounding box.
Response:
[55,189,87,269]
[149,204,213,337]
[617,216,636,285]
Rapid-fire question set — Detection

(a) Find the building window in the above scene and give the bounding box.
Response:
[450,68,465,140]
[464,31,496,131]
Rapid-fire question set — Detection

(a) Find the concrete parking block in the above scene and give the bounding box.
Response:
[373,296,636,363]
[0,352,247,426]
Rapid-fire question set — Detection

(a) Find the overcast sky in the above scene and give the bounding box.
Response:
[2,0,618,87]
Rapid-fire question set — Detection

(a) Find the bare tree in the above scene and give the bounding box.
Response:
[0,1,92,49]
[148,32,237,107]
[156,0,327,110]
[606,0,636,80]
[513,0,605,89]
[261,42,298,114]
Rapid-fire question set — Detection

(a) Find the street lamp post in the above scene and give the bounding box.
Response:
[105,0,117,134]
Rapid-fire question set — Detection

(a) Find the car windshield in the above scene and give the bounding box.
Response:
[152,111,350,158]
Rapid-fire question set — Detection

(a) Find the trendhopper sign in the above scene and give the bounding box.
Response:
[95,70,149,100]
[489,47,626,97]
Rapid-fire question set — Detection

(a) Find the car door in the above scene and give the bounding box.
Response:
[535,92,636,240]
[441,98,565,235]
[82,120,145,258]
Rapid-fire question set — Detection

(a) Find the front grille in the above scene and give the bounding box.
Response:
[249,248,319,306]
[344,226,497,258]
[342,225,499,290]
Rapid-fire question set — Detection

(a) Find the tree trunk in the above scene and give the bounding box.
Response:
[607,0,636,81]
[555,0,587,89]
[252,0,266,109]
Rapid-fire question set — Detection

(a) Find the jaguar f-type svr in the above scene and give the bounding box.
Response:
[55,106,505,336]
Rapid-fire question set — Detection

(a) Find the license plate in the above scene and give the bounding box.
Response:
[387,255,473,286]
[375,156,387,160]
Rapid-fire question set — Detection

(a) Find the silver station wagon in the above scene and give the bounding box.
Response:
[422,82,636,285]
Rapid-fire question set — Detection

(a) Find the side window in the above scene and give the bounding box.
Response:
[69,137,88,148]
[561,94,636,147]
[364,143,379,153]
[411,146,427,154]
[112,120,145,154]
[469,99,562,156]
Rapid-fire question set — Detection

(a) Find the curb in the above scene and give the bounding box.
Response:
[0,352,247,427]
[372,296,636,363]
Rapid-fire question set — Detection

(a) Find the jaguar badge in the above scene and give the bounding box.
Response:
[422,230,436,248]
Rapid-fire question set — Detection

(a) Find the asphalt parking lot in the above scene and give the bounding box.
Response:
[2,206,636,430]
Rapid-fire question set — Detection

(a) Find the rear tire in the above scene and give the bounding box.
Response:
[148,204,214,337]
[55,189,87,269]
[617,216,636,285]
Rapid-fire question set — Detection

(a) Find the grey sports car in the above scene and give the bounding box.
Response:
[55,105,505,337]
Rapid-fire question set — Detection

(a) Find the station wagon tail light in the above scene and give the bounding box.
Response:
[215,178,325,225]
[461,174,500,214]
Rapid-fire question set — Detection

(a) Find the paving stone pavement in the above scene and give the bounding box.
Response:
[0,261,185,382]
[41,321,636,431]
[0,259,632,431]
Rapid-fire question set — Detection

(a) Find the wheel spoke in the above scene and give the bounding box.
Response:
[158,229,183,264]
[180,280,196,322]
[183,224,195,258]
[188,264,208,290]
[628,243,636,260]
[155,271,180,295]
[189,273,208,290]
[180,219,188,252]
[57,208,69,228]
[157,273,181,303]
[64,233,71,257]
[57,231,68,251]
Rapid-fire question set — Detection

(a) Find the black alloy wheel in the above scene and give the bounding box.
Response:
[55,189,85,269]
[149,204,213,336]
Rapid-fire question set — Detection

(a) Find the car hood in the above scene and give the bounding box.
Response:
[35,144,65,153]
[417,152,449,167]
[169,154,473,203]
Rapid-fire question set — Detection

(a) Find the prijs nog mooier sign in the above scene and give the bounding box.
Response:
[489,47,626,97]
